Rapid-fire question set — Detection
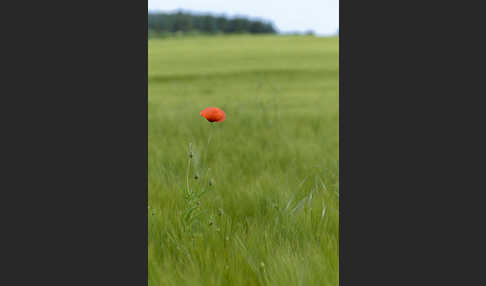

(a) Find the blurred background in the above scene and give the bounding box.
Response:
[148,0,339,36]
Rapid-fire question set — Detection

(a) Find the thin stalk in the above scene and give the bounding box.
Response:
[204,123,214,167]
[186,157,191,194]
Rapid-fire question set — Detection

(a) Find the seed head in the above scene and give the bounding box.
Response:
[209,179,214,186]
[194,172,199,180]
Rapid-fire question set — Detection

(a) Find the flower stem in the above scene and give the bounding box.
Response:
[186,157,191,194]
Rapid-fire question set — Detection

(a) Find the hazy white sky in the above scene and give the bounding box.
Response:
[148,0,339,36]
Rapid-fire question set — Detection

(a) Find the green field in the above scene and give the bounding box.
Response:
[149,35,339,286]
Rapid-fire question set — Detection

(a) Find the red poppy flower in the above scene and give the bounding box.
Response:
[200,107,226,122]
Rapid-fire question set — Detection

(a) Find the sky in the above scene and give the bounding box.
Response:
[148,0,339,36]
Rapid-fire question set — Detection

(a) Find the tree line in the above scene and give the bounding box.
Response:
[148,12,277,36]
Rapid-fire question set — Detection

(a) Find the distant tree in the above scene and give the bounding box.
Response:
[215,16,228,33]
[148,12,277,36]
[200,15,217,34]
[231,18,250,33]
[172,12,192,32]
[249,21,265,33]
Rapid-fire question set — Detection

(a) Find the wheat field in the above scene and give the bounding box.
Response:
[149,35,339,286]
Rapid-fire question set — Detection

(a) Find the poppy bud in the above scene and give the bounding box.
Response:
[209,179,214,186]
[188,142,194,158]
[194,172,199,180]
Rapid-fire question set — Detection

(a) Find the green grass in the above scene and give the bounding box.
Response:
[149,35,339,286]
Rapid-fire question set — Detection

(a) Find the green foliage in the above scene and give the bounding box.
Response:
[148,12,277,36]
[181,142,215,234]
[149,35,339,286]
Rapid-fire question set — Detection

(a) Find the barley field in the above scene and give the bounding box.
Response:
[148,35,339,286]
